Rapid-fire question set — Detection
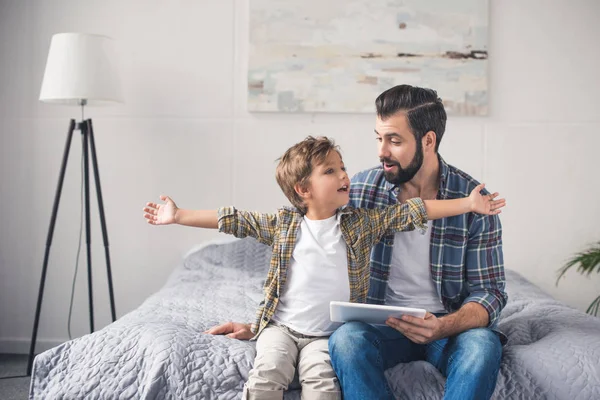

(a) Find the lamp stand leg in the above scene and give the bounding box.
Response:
[27,120,77,376]
[27,119,118,377]
[80,121,95,333]
[87,119,117,321]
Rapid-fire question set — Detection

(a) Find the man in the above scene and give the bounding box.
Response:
[328,85,507,400]
[208,85,507,400]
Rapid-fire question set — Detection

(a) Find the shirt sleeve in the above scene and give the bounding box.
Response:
[463,213,508,327]
[217,207,278,246]
[361,197,429,245]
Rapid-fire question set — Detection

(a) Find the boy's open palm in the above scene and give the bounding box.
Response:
[144,195,178,225]
[469,184,506,215]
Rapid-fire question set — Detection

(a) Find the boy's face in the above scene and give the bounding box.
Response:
[304,151,350,213]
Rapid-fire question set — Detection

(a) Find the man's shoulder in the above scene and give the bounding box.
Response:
[443,161,488,196]
[351,165,385,186]
[349,166,390,208]
[443,160,502,232]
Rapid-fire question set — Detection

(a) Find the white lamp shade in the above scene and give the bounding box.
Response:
[39,33,123,105]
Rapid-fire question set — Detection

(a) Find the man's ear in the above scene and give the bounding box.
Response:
[423,131,437,152]
[294,183,311,200]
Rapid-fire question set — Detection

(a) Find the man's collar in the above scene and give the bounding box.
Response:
[438,153,449,189]
[384,174,396,193]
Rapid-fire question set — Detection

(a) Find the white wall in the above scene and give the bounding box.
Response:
[1,0,599,353]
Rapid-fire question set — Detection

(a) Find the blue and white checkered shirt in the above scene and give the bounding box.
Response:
[349,155,508,332]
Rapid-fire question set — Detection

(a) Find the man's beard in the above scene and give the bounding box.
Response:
[381,140,424,186]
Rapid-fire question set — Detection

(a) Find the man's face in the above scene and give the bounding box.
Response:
[375,113,423,186]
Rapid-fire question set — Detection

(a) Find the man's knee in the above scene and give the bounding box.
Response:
[329,322,373,362]
[454,328,502,370]
[459,329,502,354]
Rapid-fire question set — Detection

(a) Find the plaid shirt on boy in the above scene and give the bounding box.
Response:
[217,198,428,337]
[349,155,508,331]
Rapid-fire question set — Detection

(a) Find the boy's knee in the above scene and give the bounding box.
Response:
[299,371,341,398]
[243,384,284,400]
[249,349,296,390]
[300,389,342,400]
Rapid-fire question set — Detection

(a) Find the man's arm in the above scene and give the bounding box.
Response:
[461,213,508,326]
[386,213,507,343]
[438,302,489,333]
[385,303,488,344]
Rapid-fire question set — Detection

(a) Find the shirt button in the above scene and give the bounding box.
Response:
[263,316,268,321]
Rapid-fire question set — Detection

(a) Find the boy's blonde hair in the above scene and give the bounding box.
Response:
[275,136,340,214]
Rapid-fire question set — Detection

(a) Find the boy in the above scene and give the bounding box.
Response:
[143,136,505,400]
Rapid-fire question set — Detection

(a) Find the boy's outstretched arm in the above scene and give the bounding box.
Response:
[143,195,218,229]
[424,183,506,220]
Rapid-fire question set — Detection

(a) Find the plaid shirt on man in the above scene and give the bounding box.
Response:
[217,198,428,338]
[349,155,508,333]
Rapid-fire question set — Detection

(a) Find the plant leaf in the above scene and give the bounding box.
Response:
[556,241,600,285]
[586,295,600,316]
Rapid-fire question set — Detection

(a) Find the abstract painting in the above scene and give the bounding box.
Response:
[248,0,489,115]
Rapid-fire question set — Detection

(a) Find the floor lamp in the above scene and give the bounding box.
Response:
[27,33,123,376]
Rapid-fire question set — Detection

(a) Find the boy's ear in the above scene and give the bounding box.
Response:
[294,183,311,199]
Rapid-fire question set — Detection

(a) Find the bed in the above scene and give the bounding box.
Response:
[29,237,600,399]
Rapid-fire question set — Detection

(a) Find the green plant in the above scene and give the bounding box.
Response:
[557,241,600,316]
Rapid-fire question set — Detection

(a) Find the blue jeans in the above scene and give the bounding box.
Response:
[328,322,502,400]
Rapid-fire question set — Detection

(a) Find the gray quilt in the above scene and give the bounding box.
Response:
[30,237,600,399]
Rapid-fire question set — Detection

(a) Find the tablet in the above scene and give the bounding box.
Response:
[330,301,427,325]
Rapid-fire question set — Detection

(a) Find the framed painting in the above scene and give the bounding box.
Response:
[248,0,488,115]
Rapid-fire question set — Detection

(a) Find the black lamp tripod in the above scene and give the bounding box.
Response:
[27,117,117,375]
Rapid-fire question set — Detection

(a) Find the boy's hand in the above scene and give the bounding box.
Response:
[469,184,506,215]
[205,321,254,340]
[143,195,178,225]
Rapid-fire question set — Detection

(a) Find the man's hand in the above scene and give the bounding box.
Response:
[386,312,446,344]
[386,303,489,344]
[469,184,505,215]
[204,321,254,340]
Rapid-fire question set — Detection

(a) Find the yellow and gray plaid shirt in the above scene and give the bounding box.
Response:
[217,198,427,337]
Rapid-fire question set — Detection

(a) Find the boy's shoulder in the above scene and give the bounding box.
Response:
[277,206,303,219]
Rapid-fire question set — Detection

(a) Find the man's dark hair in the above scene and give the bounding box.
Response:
[375,85,447,152]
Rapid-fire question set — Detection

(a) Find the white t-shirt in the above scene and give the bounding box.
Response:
[272,214,350,336]
[385,221,446,313]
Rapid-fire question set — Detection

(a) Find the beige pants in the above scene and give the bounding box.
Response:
[243,323,341,400]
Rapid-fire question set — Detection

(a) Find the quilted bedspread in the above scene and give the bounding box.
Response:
[30,237,600,399]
